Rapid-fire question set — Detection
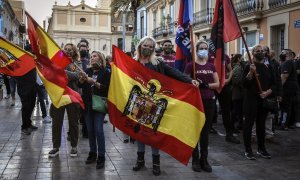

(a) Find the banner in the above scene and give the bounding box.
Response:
[0,37,35,76]
[108,46,205,165]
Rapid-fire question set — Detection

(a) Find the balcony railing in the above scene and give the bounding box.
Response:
[234,0,264,16]
[193,8,214,27]
[152,21,176,39]
[268,0,287,8]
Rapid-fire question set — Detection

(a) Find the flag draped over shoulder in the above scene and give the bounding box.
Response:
[210,0,242,93]
[26,12,84,109]
[108,46,205,165]
[0,37,35,76]
[175,0,193,72]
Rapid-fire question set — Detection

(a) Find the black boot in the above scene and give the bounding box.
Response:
[85,152,97,164]
[96,155,105,169]
[200,156,212,173]
[132,152,145,171]
[192,147,201,172]
[152,154,161,176]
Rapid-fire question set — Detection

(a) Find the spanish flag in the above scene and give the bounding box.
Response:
[108,46,205,165]
[26,12,84,109]
[0,37,35,76]
[26,11,71,69]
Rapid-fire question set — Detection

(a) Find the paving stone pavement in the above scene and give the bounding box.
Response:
[0,97,300,180]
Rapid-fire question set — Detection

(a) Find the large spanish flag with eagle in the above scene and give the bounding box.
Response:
[26,12,84,109]
[0,37,35,76]
[108,46,205,165]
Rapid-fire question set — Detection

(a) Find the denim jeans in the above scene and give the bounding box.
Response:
[137,141,159,155]
[37,85,47,118]
[9,78,17,98]
[85,108,106,156]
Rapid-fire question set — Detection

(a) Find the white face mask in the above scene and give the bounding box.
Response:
[197,50,208,59]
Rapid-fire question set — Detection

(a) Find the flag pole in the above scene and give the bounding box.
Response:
[189,25,196,80]
[228,0,262,92]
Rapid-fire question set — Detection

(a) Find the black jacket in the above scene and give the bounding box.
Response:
[79,67,111,109]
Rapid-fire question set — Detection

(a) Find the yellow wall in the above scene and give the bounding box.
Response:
[289,9,300,54]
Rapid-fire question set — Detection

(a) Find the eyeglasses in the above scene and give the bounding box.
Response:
[199,48,208,50]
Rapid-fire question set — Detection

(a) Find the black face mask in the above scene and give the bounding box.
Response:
[279,54,286,61]
[80,50,88,58]
[254,52,265,61]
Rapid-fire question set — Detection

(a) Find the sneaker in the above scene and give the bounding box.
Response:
[96,156,105,169]
[43,116,51,123]
[257,149,271,159]
[70,147,78,157]
[210,127,218,134]
[21,128,31,135]
[123,138,129,143]
[86,152,97,164]
[4,94,10,99]
[245,152,256,160]
[10,99,15,106]
[29,125,38,131]
[49,148,59,157]
[226,136,240,144]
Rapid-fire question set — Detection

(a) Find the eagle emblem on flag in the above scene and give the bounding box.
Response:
[122,79,168,133]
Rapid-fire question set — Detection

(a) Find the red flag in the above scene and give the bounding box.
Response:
[109,46,205,165]
[26,12,71,69]
[26,12,84,109]
[0,37,35,76]
[209,0,242,92]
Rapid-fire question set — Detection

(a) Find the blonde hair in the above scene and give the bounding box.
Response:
[195,39,209,51]
[91,51,106,68]
[136,36,159,65]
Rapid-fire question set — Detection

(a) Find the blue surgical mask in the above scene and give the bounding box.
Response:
[197,50,208,59]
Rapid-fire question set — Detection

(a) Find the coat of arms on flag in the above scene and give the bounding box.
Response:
[122,80,168,133]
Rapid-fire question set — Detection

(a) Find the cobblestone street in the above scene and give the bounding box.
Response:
[0,97,299,179]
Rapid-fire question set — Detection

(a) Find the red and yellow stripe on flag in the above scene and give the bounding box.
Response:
[108,46,205,165]
[35,54,84,109]
[26,12,71,69]
[0,37,35,76]
[26,12,84,109]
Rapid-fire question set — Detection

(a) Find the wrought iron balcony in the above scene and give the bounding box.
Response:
[193,8,214,27]
[234,0,264,16]
[268,0,287,8]
[152,21,176,39]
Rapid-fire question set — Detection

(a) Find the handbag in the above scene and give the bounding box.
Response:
[92,94,107,113]
[262,97,277,111]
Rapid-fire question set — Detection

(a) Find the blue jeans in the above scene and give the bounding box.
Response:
[37,85,47,118]
[9,78,17,98]
[85,108,106,156]
[137,141,159,155]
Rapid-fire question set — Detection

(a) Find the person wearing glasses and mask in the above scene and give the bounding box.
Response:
[185,40,219,173]
[132,36,199,176]
[243,45,277,160]
[48,43,82,158]
[160,39,175,68]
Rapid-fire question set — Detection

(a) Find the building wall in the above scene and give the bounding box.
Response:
[48,1,132,55]
[259,17,268,46]
[0,0,22,45]
[289,9,300,54]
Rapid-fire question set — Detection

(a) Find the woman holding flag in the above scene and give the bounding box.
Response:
[132,36,199,176]
[79,51,111,169]
[185,40,219,173]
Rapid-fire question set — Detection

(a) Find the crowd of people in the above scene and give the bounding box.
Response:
[0,36,299,176]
